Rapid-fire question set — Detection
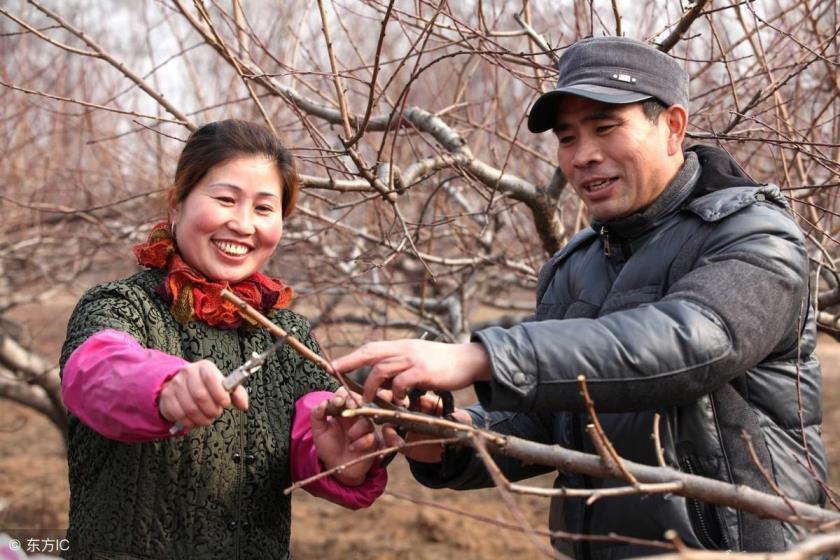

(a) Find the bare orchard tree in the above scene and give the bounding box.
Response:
[0,0,838,554]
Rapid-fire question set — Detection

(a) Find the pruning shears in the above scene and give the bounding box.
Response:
[168,335,289,435]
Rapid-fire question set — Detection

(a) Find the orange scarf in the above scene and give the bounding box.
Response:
[132,223,292,329]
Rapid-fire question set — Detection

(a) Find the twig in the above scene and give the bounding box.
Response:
[283,436,458,495]
[657,0,712,52]
[652,413,667,467]
[315,0,353,139]
[741,430,804,521]
[512,12,558,63]
[0,81,187,126]
[385,490,674,550]
[637,531,840,560]
[0,8,95,55]
[27,0,195,130]
[506,481,685,505]
[341,405,486,440]
[342,143,396,202]
[471,435,565,559]
[294,204,538,277]
[793,295,840,511]
[343,0,395,149]
[610,0,622,36]
[192,0,277,136]
[578,375,638,485]
[664,529,689,553]
[218,289,397,413]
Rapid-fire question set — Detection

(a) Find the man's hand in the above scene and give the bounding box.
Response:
[381,393,474,463]
[311,389,379,486]
[158,360,249,429]
[331,340,492,404]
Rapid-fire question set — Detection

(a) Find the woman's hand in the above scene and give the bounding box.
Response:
[331,340,492,404]
[310,389,379,486]
[158,359,249,429]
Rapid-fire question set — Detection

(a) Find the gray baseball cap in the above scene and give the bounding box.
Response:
[528,36,689,133]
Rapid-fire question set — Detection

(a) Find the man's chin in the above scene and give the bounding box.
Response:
[589,206,628,222]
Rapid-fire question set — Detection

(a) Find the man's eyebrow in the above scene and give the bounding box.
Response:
[583,110,620,122]
[554,110,621,132]
[207,182,280,199]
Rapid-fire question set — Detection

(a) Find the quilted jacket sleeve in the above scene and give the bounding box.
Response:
[473,202,809,413]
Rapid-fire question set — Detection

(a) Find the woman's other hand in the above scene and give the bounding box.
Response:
[158,359,249,429]
[310,389,378,486]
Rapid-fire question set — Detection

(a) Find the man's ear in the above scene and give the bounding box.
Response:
[663,104,688,156]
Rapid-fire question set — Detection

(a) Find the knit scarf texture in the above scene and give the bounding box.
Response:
[132,222,292,329]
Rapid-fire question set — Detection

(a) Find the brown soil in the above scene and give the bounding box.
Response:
[1,295,838,558]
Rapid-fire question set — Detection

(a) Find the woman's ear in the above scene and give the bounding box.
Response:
[168,204,180,228]
[664,104,688,156]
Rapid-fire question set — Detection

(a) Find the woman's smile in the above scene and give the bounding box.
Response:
[213,239,253,258]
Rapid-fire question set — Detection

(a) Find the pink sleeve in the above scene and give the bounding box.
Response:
[61,329,188,442]
[290,391,387,509]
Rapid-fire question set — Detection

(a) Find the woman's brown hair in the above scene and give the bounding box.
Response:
[169,119,299,217]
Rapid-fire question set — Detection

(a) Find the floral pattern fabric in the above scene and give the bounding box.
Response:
[59,268,338,560]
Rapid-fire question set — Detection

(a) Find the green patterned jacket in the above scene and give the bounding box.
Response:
[59,268,338,560]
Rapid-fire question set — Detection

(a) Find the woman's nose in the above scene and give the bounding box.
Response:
[228,208,256,234]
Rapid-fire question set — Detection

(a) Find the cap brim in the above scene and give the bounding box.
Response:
[527,85,652,133]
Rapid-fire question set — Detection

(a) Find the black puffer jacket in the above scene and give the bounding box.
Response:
[411,146,826,559]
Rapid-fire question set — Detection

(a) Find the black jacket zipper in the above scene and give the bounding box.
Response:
[599,226,611,256]
[681,456,725,550]
[599,226,633,260]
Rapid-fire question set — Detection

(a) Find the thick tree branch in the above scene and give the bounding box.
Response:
[344,406,839,529]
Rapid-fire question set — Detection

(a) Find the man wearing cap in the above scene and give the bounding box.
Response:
[334,37,826,556]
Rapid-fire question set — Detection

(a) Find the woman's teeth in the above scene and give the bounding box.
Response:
[214,241,250,256]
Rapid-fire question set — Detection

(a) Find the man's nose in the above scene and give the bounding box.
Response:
[572,135,602,168]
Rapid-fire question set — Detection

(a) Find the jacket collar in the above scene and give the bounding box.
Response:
[592,151,700,239]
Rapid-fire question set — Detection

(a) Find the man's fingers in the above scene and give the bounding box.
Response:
[390,367,422,402]
[382,426,405,448]
[332,341,411,376]
[383,426,447,464]
[417,394,445,416]
[363,357,412,403]
[331,342,384,374]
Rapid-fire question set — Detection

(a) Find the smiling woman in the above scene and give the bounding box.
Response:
[171,155,285,283]
[57,120,387,560]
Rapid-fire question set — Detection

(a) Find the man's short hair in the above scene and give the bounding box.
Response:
[641,98,668,123]
[528,37,689,133]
